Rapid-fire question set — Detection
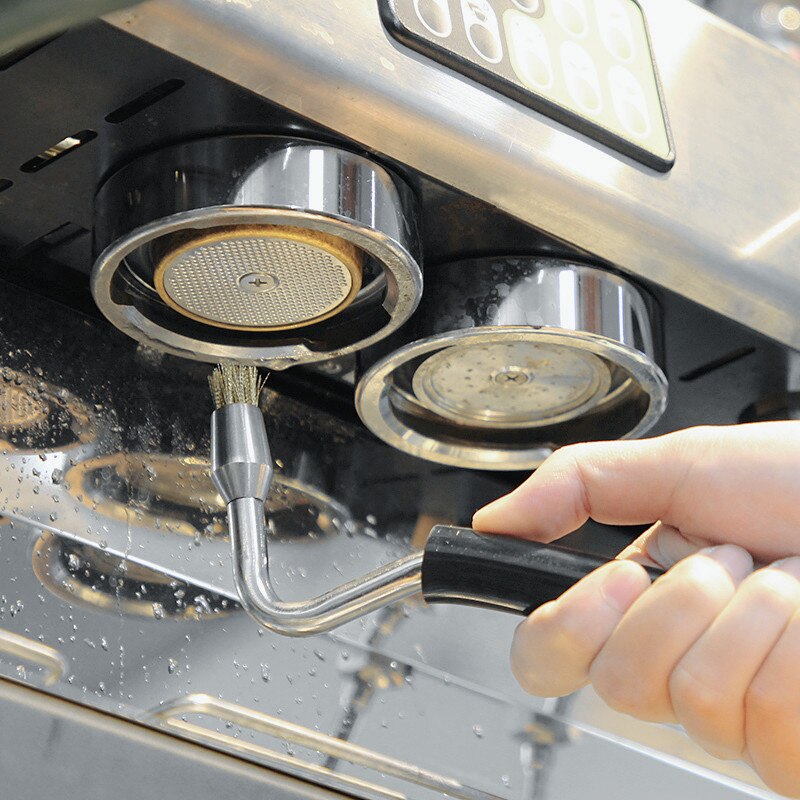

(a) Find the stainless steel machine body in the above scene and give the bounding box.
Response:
[0,278,787,800]
[104,0,800,350]
[0,1,798,798]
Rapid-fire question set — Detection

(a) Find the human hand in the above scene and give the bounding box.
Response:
[472,422,800,797]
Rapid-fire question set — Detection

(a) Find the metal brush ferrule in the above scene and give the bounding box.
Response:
[211,400,422,636]
[211,403,272,503]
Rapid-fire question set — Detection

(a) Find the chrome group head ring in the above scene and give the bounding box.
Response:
[355,326,668,471]
[91,207,422,368]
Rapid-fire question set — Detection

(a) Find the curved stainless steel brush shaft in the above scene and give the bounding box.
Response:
[211,402,423,636]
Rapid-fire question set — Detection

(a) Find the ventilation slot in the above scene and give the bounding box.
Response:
[0,36,58,71]
[0,179,12,194]
[20,130,97,173]
[679,346,756,382]
[13,222,89,260]
[105,79,186,124]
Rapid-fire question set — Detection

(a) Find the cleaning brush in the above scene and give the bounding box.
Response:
[209,362,272,511]
[208,364,267,409]
[208,361,424,636]
[208,364,664,637]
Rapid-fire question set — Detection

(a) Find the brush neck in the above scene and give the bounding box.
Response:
[210,402,272,504]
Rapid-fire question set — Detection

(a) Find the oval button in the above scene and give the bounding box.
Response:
[595,0,636,62]
[461,0,503,63]
[608,65,651,138]
[414,0,453,38]
[512,0,544,14]
[560,41,602,114]
[504,10,554,90]
[551,0,589,38]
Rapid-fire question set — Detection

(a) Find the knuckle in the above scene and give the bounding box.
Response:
[743,570,800,611]
[669,662,728,719]
[674,425,716,446]
[551,604,595,656]
[544,446,591,519]
[667,426,717,464]
[543,445,582,476]
[667,557,734,607]
[590,656,654,716]
[745,674,786,718]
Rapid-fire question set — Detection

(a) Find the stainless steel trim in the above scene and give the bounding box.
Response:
[107,0,800,349]
[0,678,361,800]
[147,694,500,800]
[0,629,67,686]
[92,138,422,367]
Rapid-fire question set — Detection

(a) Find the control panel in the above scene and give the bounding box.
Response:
[379,0,674,171]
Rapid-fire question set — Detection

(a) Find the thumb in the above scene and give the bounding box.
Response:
[472,431,700,542]
[617,521,713,569]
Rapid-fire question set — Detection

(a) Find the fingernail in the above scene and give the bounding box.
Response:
[702,545,753,582]
[599,561,648,614]
[770,556,800,580]
[472,499,505,529]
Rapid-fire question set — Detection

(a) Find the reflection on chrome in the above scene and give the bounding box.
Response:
[148,694,502,800]
[31,531,233,620]
[65,452,353,540]
[0,628,68,687]
[0,368,97,454]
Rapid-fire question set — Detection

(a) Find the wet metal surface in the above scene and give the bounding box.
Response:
[0,277,783,798]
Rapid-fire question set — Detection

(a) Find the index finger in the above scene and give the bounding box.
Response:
[472,431,700,542]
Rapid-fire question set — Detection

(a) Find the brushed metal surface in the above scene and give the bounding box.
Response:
[107,0,800,348]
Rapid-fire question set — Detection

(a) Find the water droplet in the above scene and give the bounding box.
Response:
[472,724,484,738]
[167,658,178,675]
[152,602,165,620]
[260,664,271,683]
[193,595,211,615]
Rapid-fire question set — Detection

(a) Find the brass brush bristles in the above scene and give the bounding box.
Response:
[208,364,267,409]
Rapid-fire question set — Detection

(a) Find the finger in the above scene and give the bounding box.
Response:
[617,522,711,568]
[472,430,704,542]
[746,599,800,797]
[511,559,651,697]
[589,545,752,722]
[670,558,800,761]
[472,423,800,561]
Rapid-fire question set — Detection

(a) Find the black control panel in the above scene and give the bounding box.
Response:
[379,0,674,171]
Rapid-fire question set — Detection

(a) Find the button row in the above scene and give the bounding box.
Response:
[414,0,638,66]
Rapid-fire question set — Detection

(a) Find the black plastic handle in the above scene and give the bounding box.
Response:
[422,525,664,616]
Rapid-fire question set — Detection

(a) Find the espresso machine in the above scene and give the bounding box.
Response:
[0,1,798,798]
